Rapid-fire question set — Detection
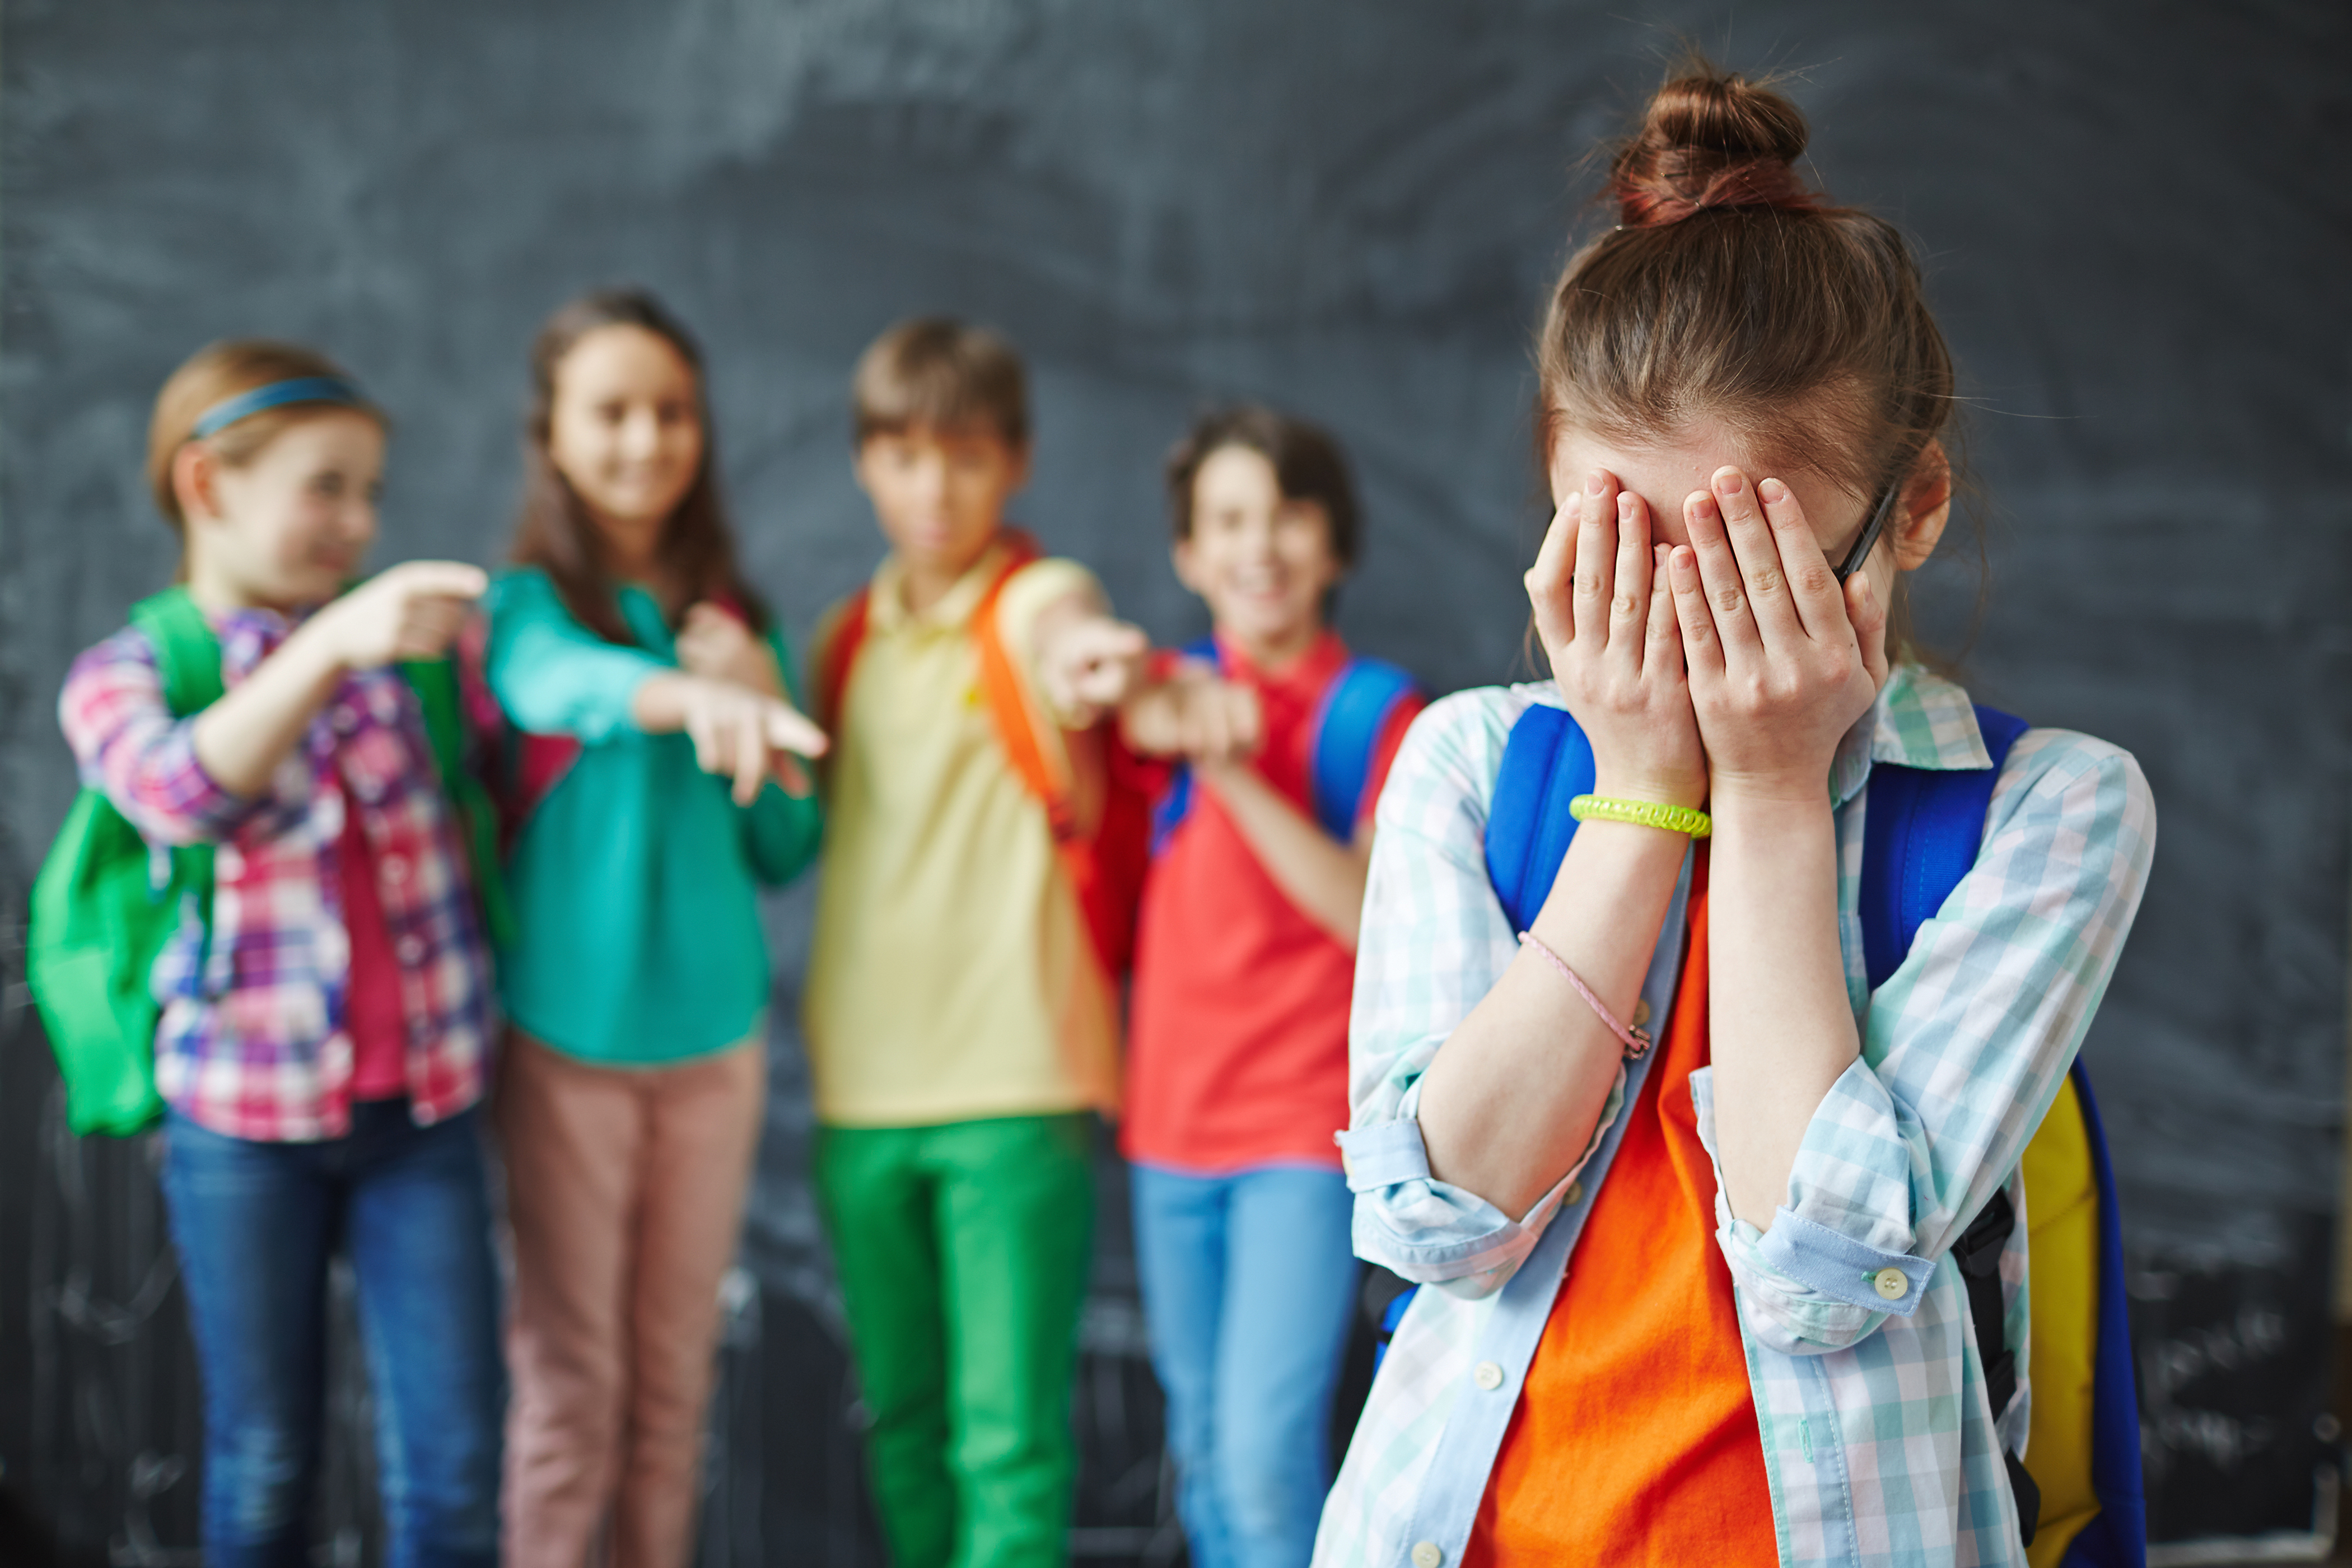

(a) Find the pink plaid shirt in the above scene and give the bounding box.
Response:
[58,608,496,1141]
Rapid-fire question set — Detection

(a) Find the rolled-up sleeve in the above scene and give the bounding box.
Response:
[1340,688,1627,1300]
[484,571,667,742]
[58,630,250,846]
[1696,730,2157,1354]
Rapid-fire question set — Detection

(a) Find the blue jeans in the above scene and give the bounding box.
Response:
[160,1102,503,1568]
[1130,1163,1359,1568]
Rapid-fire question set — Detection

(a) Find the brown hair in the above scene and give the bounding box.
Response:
[1539,60,1954,552]
[852,318,1029,449]
[1164,404,1361,568]
[510,287,767,644]
[146,340,384,539]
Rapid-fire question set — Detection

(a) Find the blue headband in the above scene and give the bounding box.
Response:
[190,376,366,439]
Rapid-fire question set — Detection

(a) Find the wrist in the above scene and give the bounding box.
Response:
[1589,769,1707,811]
[283,615,354,680]
[1706,786,1832,832]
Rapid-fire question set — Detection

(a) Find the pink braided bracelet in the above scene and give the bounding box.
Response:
[1518,931,1653,1060]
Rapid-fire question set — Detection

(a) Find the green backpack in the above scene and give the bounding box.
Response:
[27,586,511,1137]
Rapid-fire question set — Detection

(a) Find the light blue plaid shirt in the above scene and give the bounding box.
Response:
[1316,666,2155,1568]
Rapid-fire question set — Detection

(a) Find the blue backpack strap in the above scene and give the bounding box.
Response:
[1859,705,2031,990]
[1483,703,1595,934]
[1148,637,1223,856]
[2061,1058,2149,1568]
[1306,656,1420,841]
[1861,705,2144,1554]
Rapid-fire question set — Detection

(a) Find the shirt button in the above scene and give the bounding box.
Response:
[395,935,426,966]
[1472,1361,1505,1391]
[1872,1267,1909,1301]
[1412,1544,1444,1568]
[1565,1180,1584,1206]
[1631,998,1651,1028]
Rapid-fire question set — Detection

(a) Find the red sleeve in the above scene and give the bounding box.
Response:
[1354,690,1429,831]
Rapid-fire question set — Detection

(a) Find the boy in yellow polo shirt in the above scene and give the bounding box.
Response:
[806,318,1210,1567]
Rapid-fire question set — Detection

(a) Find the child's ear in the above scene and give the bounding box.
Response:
[1892,438,1952,570]
[1004,440,1033,493]
[172,442,222,526]
[1170,536,1204,597]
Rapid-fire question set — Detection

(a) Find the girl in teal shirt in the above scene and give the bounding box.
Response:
[484,287,825,1568]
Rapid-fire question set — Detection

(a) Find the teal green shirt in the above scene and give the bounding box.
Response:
[484,569,823,1066]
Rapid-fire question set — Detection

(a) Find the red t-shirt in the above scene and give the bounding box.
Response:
[338,787,409,1102]
[1121,631,1422,1173]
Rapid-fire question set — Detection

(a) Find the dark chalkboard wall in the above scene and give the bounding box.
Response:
[2,1,2346,1561]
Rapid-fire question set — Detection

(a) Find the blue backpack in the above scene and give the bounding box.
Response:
[1374,699,2145,1568]
[1150,637,1419,853]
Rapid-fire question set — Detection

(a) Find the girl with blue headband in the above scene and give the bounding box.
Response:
[53,339,504,1565]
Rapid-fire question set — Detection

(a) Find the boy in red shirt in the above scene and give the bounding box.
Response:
[1118,405,1424,1568]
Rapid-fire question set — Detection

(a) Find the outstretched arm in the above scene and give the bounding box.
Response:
[1029,589,1150,727]
[193,562,488,796]
[630,673,827,804]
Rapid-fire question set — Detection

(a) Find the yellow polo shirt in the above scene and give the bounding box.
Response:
[803,536,1121,1128]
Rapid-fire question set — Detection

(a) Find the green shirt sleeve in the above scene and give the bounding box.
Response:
[735,624,824,886]
[484,570,667,742]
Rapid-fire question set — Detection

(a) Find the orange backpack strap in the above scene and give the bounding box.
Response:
[968,535,1085,841]
[816,586,874,735]
[964,534,1150,978]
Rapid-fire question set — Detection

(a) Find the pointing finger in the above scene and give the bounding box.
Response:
[732,704,764,805]
[684,700,720,776]
[390,562,489,602]
[764,702,830,758]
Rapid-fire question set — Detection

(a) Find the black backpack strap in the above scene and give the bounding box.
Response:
[1950,1188,2040,1546]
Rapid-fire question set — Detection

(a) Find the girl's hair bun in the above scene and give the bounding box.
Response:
[1611,64,1822,227]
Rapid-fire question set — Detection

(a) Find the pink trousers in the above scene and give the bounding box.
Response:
[496,1031,765,1568]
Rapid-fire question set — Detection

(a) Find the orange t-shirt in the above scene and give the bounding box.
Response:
[1466,869,1779,1566]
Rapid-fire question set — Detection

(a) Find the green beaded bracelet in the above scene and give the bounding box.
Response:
[1567,795,1712,838]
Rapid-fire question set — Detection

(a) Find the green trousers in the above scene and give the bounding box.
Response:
[815,1113,1095,1568]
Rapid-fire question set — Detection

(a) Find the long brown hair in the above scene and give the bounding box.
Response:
[1539,60,1959,644]
[511,287,768,644]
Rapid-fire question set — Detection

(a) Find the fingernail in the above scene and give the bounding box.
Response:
[1618,492,1639,519]
[1586,470,1608,497]
[1717,470,1746,496]
[1758,478,1788,503]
